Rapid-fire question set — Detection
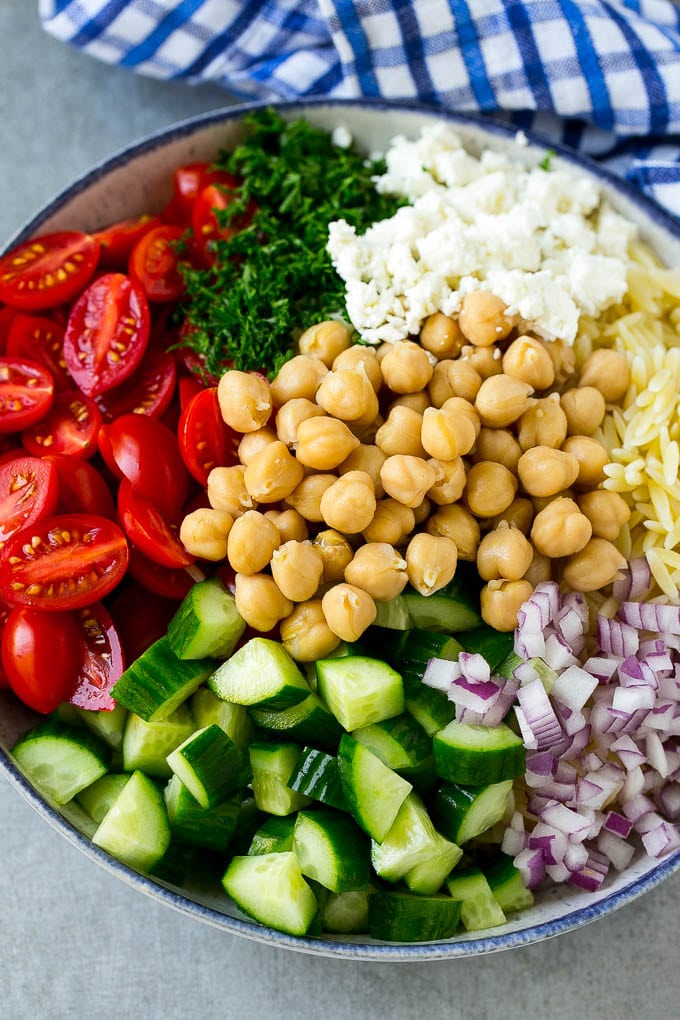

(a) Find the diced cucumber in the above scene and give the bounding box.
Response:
[190,688,253,749]
[208,637,309,709]
[497,651,522,681]
[167,577,246,660]
[164,775,241,852]
[399,629,464,672]
[377,574,482,634]
[249,740,311,816]
[322,889,371,934]
[75,703,128,751]
[248,815,297,855]
[431,780,514,845]
[351,713,432,772]
[372,597,412,631]
[151,841,198,886]
[401,668,455,736]
[368,890,462,942]
[92,770,171,873]
[433,720,525,786]
[287,747,348,811]
[249,692,344,752]
[229,795,267,856]
[222,852,318,937]
[77,773,131,823]
[294,809,370,893]
[458,626,515,673]
[122,705,195,779]
[337,734,412,843]
[445,866,507,931]
[166,724,251,808]
[111,636,216,722]
[370,792,441,882]
[356,626,410,666]
[486,855,535,913]
[403,832,463,895]
[12,720,109,805]
[316,655,404,731]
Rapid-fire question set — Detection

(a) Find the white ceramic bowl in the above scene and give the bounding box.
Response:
[2,99,679,960]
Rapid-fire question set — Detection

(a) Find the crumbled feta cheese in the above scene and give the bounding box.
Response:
[331,125,353,149]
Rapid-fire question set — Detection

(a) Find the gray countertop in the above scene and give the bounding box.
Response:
[1,4,679,1017]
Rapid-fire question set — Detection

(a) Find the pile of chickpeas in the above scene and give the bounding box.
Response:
[179,291,632,662]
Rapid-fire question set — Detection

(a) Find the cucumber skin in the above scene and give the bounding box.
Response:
[287,747,349,812]
[294,809,370,893]
[111,636,217,722]
[167,578,246,660]
[431,780,513,845]
[12,719,110,805]
[248,815,297,855]
[433,722,526,786]
[368,891,462,942]
[337,734,412,843]
[249,693,344,753]
[165,775,241,852]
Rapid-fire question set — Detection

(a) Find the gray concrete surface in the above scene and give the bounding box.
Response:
[1,4,679,1018]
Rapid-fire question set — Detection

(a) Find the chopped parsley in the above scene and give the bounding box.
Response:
[539,149,555,172]
[178,109,405,377]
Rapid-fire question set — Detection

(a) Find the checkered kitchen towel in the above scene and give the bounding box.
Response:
[40,1,680,215]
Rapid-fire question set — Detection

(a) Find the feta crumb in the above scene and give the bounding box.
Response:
[514,130,529,148]
[331,125,353,149]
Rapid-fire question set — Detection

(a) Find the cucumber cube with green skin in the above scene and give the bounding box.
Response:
[368,890,462,942]
[322,889,371,934]
[287,747,348,811]
[433,720,525,786]
[403,832,463,896]
[486,855,535,913]
[12,719,110,805]
[111,636,217,722]
[77,774,131,824]
[337,734,412,842]
[75,703,128,751]
[122,705,195,779]
[401,668,456,736]
[164,774,241,852]
[249,692,344,752]
[293,809,370,893]
[248,815,297,855]
[249,741,311,816]
[92,770,171,873]
[351,713,432,771]
[167,577,246,660]
[446,866,507,931]
[431,780,514,846]
[166,724,251,808]
[208,637,309,709]
[315,655,404,731]
[222,852,318,937]
[190,688,253,749]
[370,792,442,882]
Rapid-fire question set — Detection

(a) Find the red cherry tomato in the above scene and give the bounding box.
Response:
[129,224,186,303]
[6,313,72,391]
[117,478,194,569]
[69,602,125,712]
[96,423,123,480]
[170,163,240,223]
[178,373,206,410]
[0,513,129,611]
[0,356,54,434]
[127,545,194,600]
[63,273,151,397]
[178,387,239,485]
[0,232,100,312]
[109,580,177,663]
[94,348,176,421]
[0,305,17,354]
[22,390,102,459]
[0,596,12,687]
[107,413,190,518]
[1,606,82,713]
[0,456,59,549]
[94,214,164,269]
[191,184,255,265]
[44,453,115,518]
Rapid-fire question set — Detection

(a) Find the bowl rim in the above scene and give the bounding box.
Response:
[2,96,680,959]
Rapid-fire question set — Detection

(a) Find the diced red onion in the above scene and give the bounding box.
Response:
[618,601,680,634]
[610,734,647,771]
[563,842,589,873]
[516,678,564,750]
[545,861,571,883]
[543,632,579,671]
[528,822,568,866]
[618,655,658,689]
[622,765,646,801]
[539,801,591,839]
[597,830,636,871]
[582,655,621,684]
[640,820,680,857]
[501,825,527,856]
[551,664,600,712]
[643,702,676,731]
[596,616,640,657]
[603,811,634,838]
[513,848,546,890]
[645,731,670,777]
[514,705,538,750]
[612,557,651,602]
[422,657,460,692]
[568,849,609,892]
[658,783,680,821]
[622,793,656,822]
[479,677,519,726]
[612,684,656,713]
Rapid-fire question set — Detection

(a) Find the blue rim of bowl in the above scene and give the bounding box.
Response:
[1,97,680,959]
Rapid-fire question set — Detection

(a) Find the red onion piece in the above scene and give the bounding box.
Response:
[597,830,635,871]
[618,601,680,634]
[422,657,459,692]
[551,664,599,712]
[516,678,563,750]
[514,848,546,890]
[603,811,634,838]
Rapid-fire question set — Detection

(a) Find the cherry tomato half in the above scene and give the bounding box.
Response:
[109,579,177,663]
[127,545,194,600]
[192,184,255,265]
[0,305,17,354]
[0,456,59,549]
[0,596,12,687]
[178,387,239,485]
[95,348,176,421]
[44,454,115,518]
[69,602,125,712]
[129,224,186,303]
[0,232,100,312]
[6,313,72,391]
[0,356,54,434]
[178,373,206,410]
[108,413,190,518]
[94,214,164,270]
[170,163,240,224]
[1,606,82,713]
[22,390,102,459]
[0,513,129,611]
[117,477,194,569]
[63,272,151,397]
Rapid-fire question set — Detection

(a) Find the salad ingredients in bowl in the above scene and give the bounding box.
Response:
[1,103,679,955]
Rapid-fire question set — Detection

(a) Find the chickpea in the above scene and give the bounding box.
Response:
[560,386,606,436]
[421,405,476,461]
[492,496,534,534]
[544,339,576,387]
[234,573,293,633]
[389,390,431,415]
[237,427,277,466]
[426,504,480,561]
[313,529,355,583]
[380,341,434,394]
[472,428,522,473]
[517,447,580,498]
[475,374,534,428]
[179,508,233,561]
[502,335,555,390]
[427,457,466,505]
[322,583,377,641]
[294,416,360,470]
[315,368,378,425]
[579,349,630,403]
[481,579,534,631]
[464,461,518,518]
[263,508,309,543]
[420,312,464,359]
[375,406,426,458]
[270,540,325,602]
[531,490,574,514]
[406,533,458,596]
[217,370,272,433]
[476,522,534,581]
[530,497,592,557]
[345,542,409,601]
[320,471,376,533]
[561,435,608,489]
[333,345,382,392]
[429,359,481,406]
[440,397,482,439]
[284,473,337,522]
[577,490,631,541]
[524,549,553,585]
[298,320,352,366]
[413,498,432,526]
[280,600,341,661]
[517,393,568,451]
[380,455,438,509]
[362,498,416,544]
[207,465,255,516]
[561,538,627,592]
[274,398,326,446]
[458,292,514,347]
[461,344,503,379]
[348,413,384,445]
[243,440,305,502]
[339,444,386,497]
[227,510,281,574]
[269,354,328,404]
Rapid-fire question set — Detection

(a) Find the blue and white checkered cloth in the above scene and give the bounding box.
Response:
[39,1,680,214]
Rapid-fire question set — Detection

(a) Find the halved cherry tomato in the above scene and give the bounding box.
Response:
[69,602,125,712]
[0,456,59,548]
[6,313,72,391]
[117,478,194,569]
[94,214,163,269]
[63,272,151,396]
[0,305,17,354]
[95,348,176,421]
[0,596,12,687]
[44,453,115,518]
[22,390,102,459]
[178,387,239,485]
[109,580,177,663]
[1,606,82,713]
[0,356,54,434]
[96,423,123,480]
[170,163,240,223]
[0,232,100,312]
[108,413,190,518]
[127,545,194,600]
[178,373,206,410]
[192,184,256,265]
[0,513,129,611]
[129,224,186,303]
